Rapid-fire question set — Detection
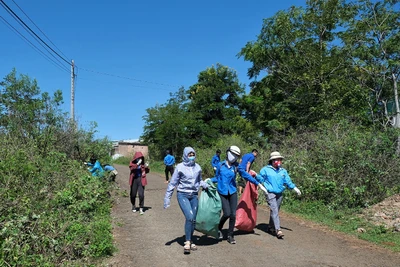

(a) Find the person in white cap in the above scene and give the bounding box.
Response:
[210,145,268,244]
[256,151,301,239]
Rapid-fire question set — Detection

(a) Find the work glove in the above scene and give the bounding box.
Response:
[213,167,217,171]
[164,198,171,209]
[293,187,301,196]
[137,159,142,165]
[258,184,268,195]
[202,184,209,191]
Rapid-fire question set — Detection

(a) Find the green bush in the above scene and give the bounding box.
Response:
[0,70,115,266]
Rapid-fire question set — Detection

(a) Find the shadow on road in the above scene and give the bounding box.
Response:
[165,234,220,247]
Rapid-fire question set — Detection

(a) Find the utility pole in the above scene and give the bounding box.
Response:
[70,59,75,121]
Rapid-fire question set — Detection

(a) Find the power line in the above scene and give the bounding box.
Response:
[0,0,71,66]
[0,16,70,73]
[0,3,69,70]
[76,66,181,88]
[10,0,70,61]
[77,76,176,92]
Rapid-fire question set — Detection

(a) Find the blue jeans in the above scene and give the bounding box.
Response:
[177,191,199,242]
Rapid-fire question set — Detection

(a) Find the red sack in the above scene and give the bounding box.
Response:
[235,182,258,232]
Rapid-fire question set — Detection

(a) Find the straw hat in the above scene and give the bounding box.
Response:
[269,151,284,161]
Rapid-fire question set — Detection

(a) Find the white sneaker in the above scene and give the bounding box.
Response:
[139,208,144,215]
[218,230,223,240]
[132,207,137,213]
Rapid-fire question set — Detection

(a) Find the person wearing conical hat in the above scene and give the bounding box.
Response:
[255,151,302,239]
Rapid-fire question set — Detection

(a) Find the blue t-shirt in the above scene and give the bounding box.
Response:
[211,154,220,168]
[239,153,256,170]
[103,165,115,171]
[164,154,175,166]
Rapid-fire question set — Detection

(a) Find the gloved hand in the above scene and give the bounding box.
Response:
[202,184,209,191]
[293,187,301,196]
[145,163,149,167]
[83,162,88,165]
[258,184,268,195]
[137,159,142,165]
[213,167,216,171]
[164,198,171,209]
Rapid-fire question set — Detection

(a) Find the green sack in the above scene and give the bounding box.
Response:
[195,179,221,238]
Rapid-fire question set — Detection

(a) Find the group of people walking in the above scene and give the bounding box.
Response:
[163,145,302,254]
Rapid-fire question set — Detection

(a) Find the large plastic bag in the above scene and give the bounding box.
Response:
[235,181,258,232]
[195,179,221,238]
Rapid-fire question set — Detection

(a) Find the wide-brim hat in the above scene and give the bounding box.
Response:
[269,151,284,161]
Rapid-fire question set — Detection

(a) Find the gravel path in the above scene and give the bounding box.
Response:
[103,164,400,267]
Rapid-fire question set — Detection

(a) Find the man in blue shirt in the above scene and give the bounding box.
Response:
[238,149,258,194]
[103,164,118,182]
[163,150,175,183]
[86,156,105,178]
[211,149,221,173]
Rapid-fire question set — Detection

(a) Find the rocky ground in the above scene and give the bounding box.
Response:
[361,194,400,232]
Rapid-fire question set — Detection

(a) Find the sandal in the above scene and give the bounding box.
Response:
[276,230,284,239]
[190,243,197,251]
[183,241,191,254]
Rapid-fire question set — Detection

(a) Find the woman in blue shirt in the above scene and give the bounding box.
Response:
[256,151,301,238]
[211,146,268,244]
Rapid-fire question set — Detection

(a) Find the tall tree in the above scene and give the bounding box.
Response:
[187,63,246,144]
[238,0,362,135]
[141,87,199,157]
[342,0,400,128]
[0,68,64,140]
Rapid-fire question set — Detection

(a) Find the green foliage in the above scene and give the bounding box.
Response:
[0,69,115,266]
[238,0,367,135]
[279,119,400,209]
[142,64,252,158]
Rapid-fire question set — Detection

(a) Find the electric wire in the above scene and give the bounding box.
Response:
[0,0,71,66]
[0,16,70,73]
[77,76,176,92]
[0,1,179,90]
[0,1,70,69]
[10,0,70,61]
[76,66,180,88]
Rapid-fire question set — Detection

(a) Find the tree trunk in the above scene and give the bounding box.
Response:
[392,73,400,155]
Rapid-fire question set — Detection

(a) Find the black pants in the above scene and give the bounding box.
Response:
[165,165,174,181]
[130,177,144,208]
[218,192,238,237]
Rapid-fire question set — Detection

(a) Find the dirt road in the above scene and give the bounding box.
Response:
[104,164,400,267]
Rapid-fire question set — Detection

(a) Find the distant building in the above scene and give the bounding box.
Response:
[112,139,148,159]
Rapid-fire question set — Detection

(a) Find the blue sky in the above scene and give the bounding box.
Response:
[0,0,305,141]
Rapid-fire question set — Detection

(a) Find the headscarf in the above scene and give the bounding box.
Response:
[182,147,195,166]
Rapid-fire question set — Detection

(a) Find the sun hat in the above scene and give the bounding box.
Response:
[269,151,284,161]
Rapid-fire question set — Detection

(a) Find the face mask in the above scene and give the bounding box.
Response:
[227,151,238,163]
[188,156,195,162]
[272,160,282,169]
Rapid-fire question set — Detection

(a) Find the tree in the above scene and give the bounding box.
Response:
[342,0,400,130]
[238,0,365,135]
[0,68,64,140]
[187,63,246,144]
[141,87,199,158]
